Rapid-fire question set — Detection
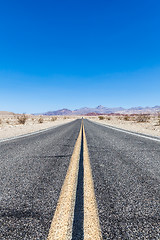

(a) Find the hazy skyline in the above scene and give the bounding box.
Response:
[0,0,160,113]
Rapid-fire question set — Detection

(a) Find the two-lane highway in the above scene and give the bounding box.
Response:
[0,119,159,239]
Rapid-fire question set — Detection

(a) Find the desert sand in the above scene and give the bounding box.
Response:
[87,115,160,138]
[0,114,77,140]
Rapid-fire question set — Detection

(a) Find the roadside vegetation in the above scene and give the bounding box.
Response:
[51,117,57,121]
[98,116,105,120]
[123,115,131,121]
[38,116,44,123]
[0,114,71,126]
[17,114,28,124]
[106,116,111,120]
[97,113,159,126]
[135,114,150,123]
[158,113,160,126]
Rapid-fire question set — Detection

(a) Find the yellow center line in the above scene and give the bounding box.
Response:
[47,123,82,240]
[47,121,102,239]
[83,124,102,240]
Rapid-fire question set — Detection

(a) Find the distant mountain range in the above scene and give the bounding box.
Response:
[38,105,160,115]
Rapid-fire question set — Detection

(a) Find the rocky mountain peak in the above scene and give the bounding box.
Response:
[97,105,105,109]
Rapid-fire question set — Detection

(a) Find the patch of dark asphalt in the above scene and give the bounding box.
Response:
[84,119,160,240]
[0,120,81,240]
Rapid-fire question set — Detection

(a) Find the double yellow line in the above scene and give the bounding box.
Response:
[47,121,102,240]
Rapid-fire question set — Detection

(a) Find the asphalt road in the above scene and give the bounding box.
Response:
[0,120,81,240]
[0,119,160,239]
[84,120,160,240]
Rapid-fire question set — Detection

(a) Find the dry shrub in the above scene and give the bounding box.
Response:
[6,120,9,124]
[117,116,123,120]
[0,118,2,124]
[158,113,160,126]
[136,114,150,123]
[98,116,105,120]
[17,114,27,124]
[106,116,111,120]
[51,117,57,121]
[124,115,130,121]
[38,116,43,123]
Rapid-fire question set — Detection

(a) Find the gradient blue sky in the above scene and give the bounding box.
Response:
[0,0,160,113]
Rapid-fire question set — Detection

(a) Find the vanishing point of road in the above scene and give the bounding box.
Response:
[0,119,160,239]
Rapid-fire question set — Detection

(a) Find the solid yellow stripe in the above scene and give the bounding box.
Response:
[47,123,82,240]
[83,124,103,240]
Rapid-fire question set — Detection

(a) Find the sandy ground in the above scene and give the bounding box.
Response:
[86,115,160,138]
[0,115,79,140]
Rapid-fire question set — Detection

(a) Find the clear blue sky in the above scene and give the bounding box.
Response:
[0,0,160,113]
